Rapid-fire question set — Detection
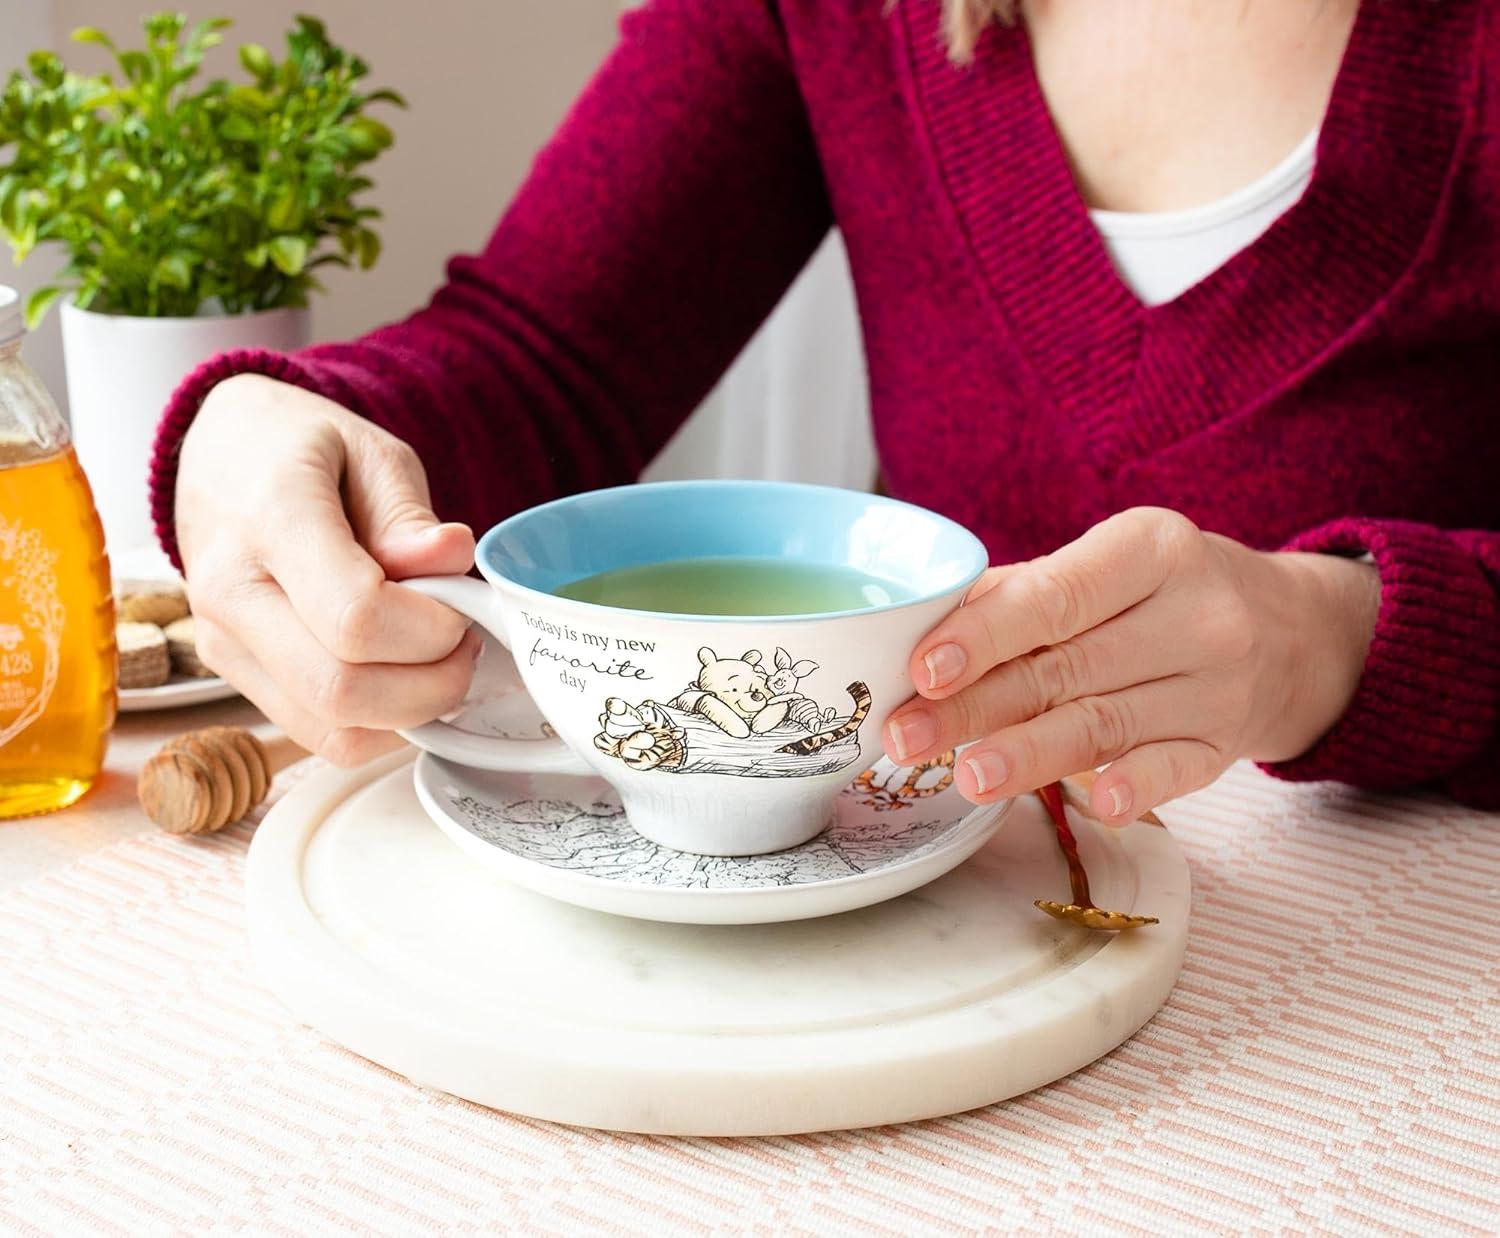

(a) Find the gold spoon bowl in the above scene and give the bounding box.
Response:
[1033,776,1160,932]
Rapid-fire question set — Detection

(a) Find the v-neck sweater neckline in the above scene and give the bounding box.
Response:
[895,0,1482,470]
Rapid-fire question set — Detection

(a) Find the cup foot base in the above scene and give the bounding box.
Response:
[626,805,834,857]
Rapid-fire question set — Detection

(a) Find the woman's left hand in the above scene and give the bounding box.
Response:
[882,507,1381,824]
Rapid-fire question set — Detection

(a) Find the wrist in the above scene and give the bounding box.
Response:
[183,374,278,464]
[1253,549,1380,763]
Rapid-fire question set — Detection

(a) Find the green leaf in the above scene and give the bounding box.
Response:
[238,43,272,80]
[71,27,117,51]
[154,252,193,289]
[0,174,21,225]
[267,234,308,276]
[9,216,38,262]
[344,116,392,156]
[354,227,380,270]
[26,51,65,87]
[294,14,329,43]
[228,84,272,112]
[118,51,152,83]
[190,17,233,42]
[362,88,407,108]
[143,13,187,44]
[23,284,65,328]
[267,186,300,231]
[219,113,258,142]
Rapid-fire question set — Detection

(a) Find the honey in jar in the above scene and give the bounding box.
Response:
[0,287,115,818]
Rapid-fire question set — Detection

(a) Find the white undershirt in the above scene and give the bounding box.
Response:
[1090,130,1319,307]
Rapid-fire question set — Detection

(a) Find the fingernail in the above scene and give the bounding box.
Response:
[963,751,1008,795]
[886,710,937,761]
[924,642,966,690]
[1106,783,1132,821]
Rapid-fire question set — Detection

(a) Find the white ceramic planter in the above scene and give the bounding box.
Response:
[61,301,311,568]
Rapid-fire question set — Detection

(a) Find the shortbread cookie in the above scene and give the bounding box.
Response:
[117,621,171,689]
[163,615,213,678]
[117,578,190,626]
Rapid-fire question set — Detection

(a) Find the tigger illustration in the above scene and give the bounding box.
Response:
[777,681,872,756]
[852,749,957,811]
[592,698,687,771]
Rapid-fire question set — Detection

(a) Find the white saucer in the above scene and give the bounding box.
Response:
[414,751,1013,924]
[118,675,240,712]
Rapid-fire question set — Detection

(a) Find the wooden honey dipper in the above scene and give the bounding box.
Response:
[138,725,307,835]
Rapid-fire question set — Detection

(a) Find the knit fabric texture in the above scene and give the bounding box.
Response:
[148,0,1500,806]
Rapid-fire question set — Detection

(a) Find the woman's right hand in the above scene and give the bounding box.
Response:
[174,373,482,765]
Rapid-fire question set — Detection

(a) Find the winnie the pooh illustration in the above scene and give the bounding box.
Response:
[670,647,790,738]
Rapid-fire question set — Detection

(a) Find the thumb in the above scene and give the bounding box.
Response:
[343,436,475,580]
[375,520,476,581]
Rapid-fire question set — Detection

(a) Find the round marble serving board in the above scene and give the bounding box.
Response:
[247,750,1190,1136]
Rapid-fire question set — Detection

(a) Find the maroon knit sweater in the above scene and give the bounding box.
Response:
[149,0,1500,807]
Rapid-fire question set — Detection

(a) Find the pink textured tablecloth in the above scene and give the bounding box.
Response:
[1,760,1497,1235]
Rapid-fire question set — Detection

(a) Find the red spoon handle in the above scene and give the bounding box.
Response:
[1036,781,1092,909]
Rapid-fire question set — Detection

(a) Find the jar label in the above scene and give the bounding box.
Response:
[0,516,63,749]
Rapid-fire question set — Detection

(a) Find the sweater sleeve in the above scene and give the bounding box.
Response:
[1261,519,1500,810]
[148,0,831,567]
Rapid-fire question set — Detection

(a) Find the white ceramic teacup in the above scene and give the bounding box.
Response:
[400,481,987,855]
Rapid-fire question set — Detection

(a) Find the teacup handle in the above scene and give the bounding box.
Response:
[395,575,590,774]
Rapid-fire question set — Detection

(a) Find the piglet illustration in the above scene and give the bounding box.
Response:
[767,647,835,731]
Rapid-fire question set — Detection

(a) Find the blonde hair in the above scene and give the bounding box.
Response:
[943,0,1019,63]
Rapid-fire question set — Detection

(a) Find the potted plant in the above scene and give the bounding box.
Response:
[0,12,403,563]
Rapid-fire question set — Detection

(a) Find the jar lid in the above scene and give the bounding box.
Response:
[0,286,21,346]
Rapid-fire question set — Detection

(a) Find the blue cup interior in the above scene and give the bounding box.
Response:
[477,481,988,621]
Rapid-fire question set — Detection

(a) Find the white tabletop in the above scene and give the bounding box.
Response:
[1,701,1497,1235]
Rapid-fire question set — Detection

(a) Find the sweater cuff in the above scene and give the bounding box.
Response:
[147,348,341,573]
[1261,518,1500,789]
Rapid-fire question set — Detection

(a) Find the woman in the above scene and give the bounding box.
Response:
[153,0,1500,817]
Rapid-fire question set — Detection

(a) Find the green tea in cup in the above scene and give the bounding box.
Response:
[552,556,914,616]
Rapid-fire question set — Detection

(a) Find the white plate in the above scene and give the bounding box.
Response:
[414,750,1013,924]
[117,675,240,712]
[112,558,239,711]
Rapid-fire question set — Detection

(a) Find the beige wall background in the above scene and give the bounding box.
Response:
[1,0,622,413]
